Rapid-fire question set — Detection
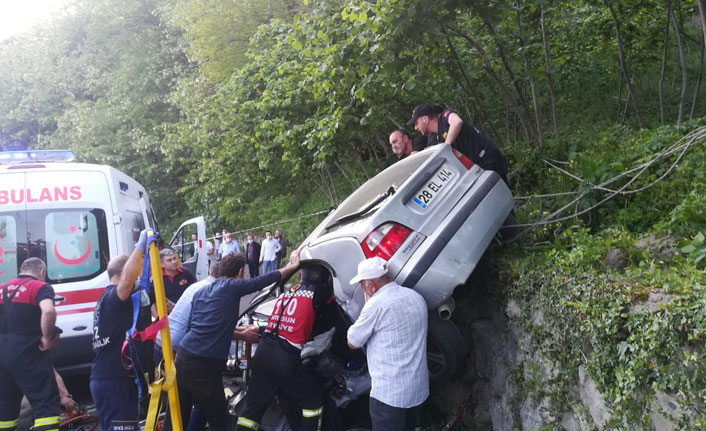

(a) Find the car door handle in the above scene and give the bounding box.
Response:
[54,295,66,304]
[73,325,88,331]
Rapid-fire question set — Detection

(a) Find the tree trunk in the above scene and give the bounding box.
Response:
[691,32,704,119]
[505,94,511,144]
[444,34,503,146]
[606,1,645,128]
[670,2,688,125]
[515,1,544,149]
[698,0,706,47]
[323,164,339,203]
[469,5,539,144]
[659,3,670,124]
[448,26,538,145]
[616,75,623,123]
[540,0,558,134]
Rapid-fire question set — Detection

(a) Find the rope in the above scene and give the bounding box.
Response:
[502,126,706,242]
[230,210,330,235]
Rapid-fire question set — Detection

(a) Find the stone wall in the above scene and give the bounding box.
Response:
[428,258,681,431]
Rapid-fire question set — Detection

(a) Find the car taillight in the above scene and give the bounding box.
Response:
[361,222,412,260]
[452,148,474,170]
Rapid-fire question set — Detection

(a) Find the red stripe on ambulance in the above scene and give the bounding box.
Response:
[57,306,95,316]
[55,287,105,306]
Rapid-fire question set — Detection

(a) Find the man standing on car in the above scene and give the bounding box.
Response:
[0,257,61,431]
[245,234,261,278]
[90,231,149,431]
[235,265,336,431]
[150,248,196,316]
[347,257,429,431]
[175,251,301,431]
[409,104,508,184]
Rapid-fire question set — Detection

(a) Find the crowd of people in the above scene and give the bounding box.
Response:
[1,103,508,431]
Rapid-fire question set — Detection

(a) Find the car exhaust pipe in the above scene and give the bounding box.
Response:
[437,297,455,320]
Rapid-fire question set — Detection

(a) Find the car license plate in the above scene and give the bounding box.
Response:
[412,166,454,209]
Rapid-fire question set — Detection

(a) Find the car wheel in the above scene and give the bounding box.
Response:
[427,315,467,385]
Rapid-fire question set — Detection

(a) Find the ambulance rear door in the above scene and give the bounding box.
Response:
[0,170,27,283]
[23,168,114,367]
[169,216,208,280]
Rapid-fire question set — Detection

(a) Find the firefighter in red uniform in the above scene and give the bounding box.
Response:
[235,265,335,431]
[0,258,61,431]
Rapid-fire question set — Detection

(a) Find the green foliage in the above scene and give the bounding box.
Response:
[680,233,706,269]
[499,122,706,427]
[503,221,706,427]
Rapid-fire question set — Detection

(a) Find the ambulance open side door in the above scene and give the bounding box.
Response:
[169,216,208,280]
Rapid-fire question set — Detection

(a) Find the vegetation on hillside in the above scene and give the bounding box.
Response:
[2,0,706,236]
[2,1,706,426]
[499,122,706,428]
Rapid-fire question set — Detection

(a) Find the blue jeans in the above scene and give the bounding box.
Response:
[263,260,277,274]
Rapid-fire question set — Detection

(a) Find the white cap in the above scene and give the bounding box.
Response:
[349,257,388,285]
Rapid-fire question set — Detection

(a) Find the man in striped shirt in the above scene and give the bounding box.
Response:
[347,257,429,431]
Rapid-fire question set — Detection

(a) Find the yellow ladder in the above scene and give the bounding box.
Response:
[145,230,183,431]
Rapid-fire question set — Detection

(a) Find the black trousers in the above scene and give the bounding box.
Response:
[247,261,259,278]
[90,378,138,431]
[235,334,323,431]
[369,397,420,431]
[0,336,60,431]
[174,350,228,431]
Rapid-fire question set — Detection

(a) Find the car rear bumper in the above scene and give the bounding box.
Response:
[399,171,514,308]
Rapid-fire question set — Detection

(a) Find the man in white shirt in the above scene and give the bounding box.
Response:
[347,257,429,431]
[218,231,240,258]
[259,230,281,274]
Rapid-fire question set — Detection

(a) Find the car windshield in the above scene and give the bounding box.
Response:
[326,150,434,227]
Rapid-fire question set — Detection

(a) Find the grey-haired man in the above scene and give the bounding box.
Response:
[347,257,429,431]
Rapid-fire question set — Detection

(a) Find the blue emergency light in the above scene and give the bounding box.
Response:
[0,150,76,165]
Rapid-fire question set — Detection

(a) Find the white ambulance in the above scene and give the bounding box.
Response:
[0,150,208,372]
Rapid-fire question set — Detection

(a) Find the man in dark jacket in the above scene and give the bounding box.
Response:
[274,229,290,269]
[245,234,261,278]
[175,251,301,431]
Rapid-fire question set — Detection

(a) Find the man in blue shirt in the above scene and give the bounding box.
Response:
[90,230,149,431]
[175,250,301,431]
[218,231,240,258]
[156,263,219,431]
[156,263,219,354]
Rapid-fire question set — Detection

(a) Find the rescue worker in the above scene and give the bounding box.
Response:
[0,257,61,431]
[150,248,196,316]
[235,265,336,431]
[408,104,509,184]
[89,229,149,431]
